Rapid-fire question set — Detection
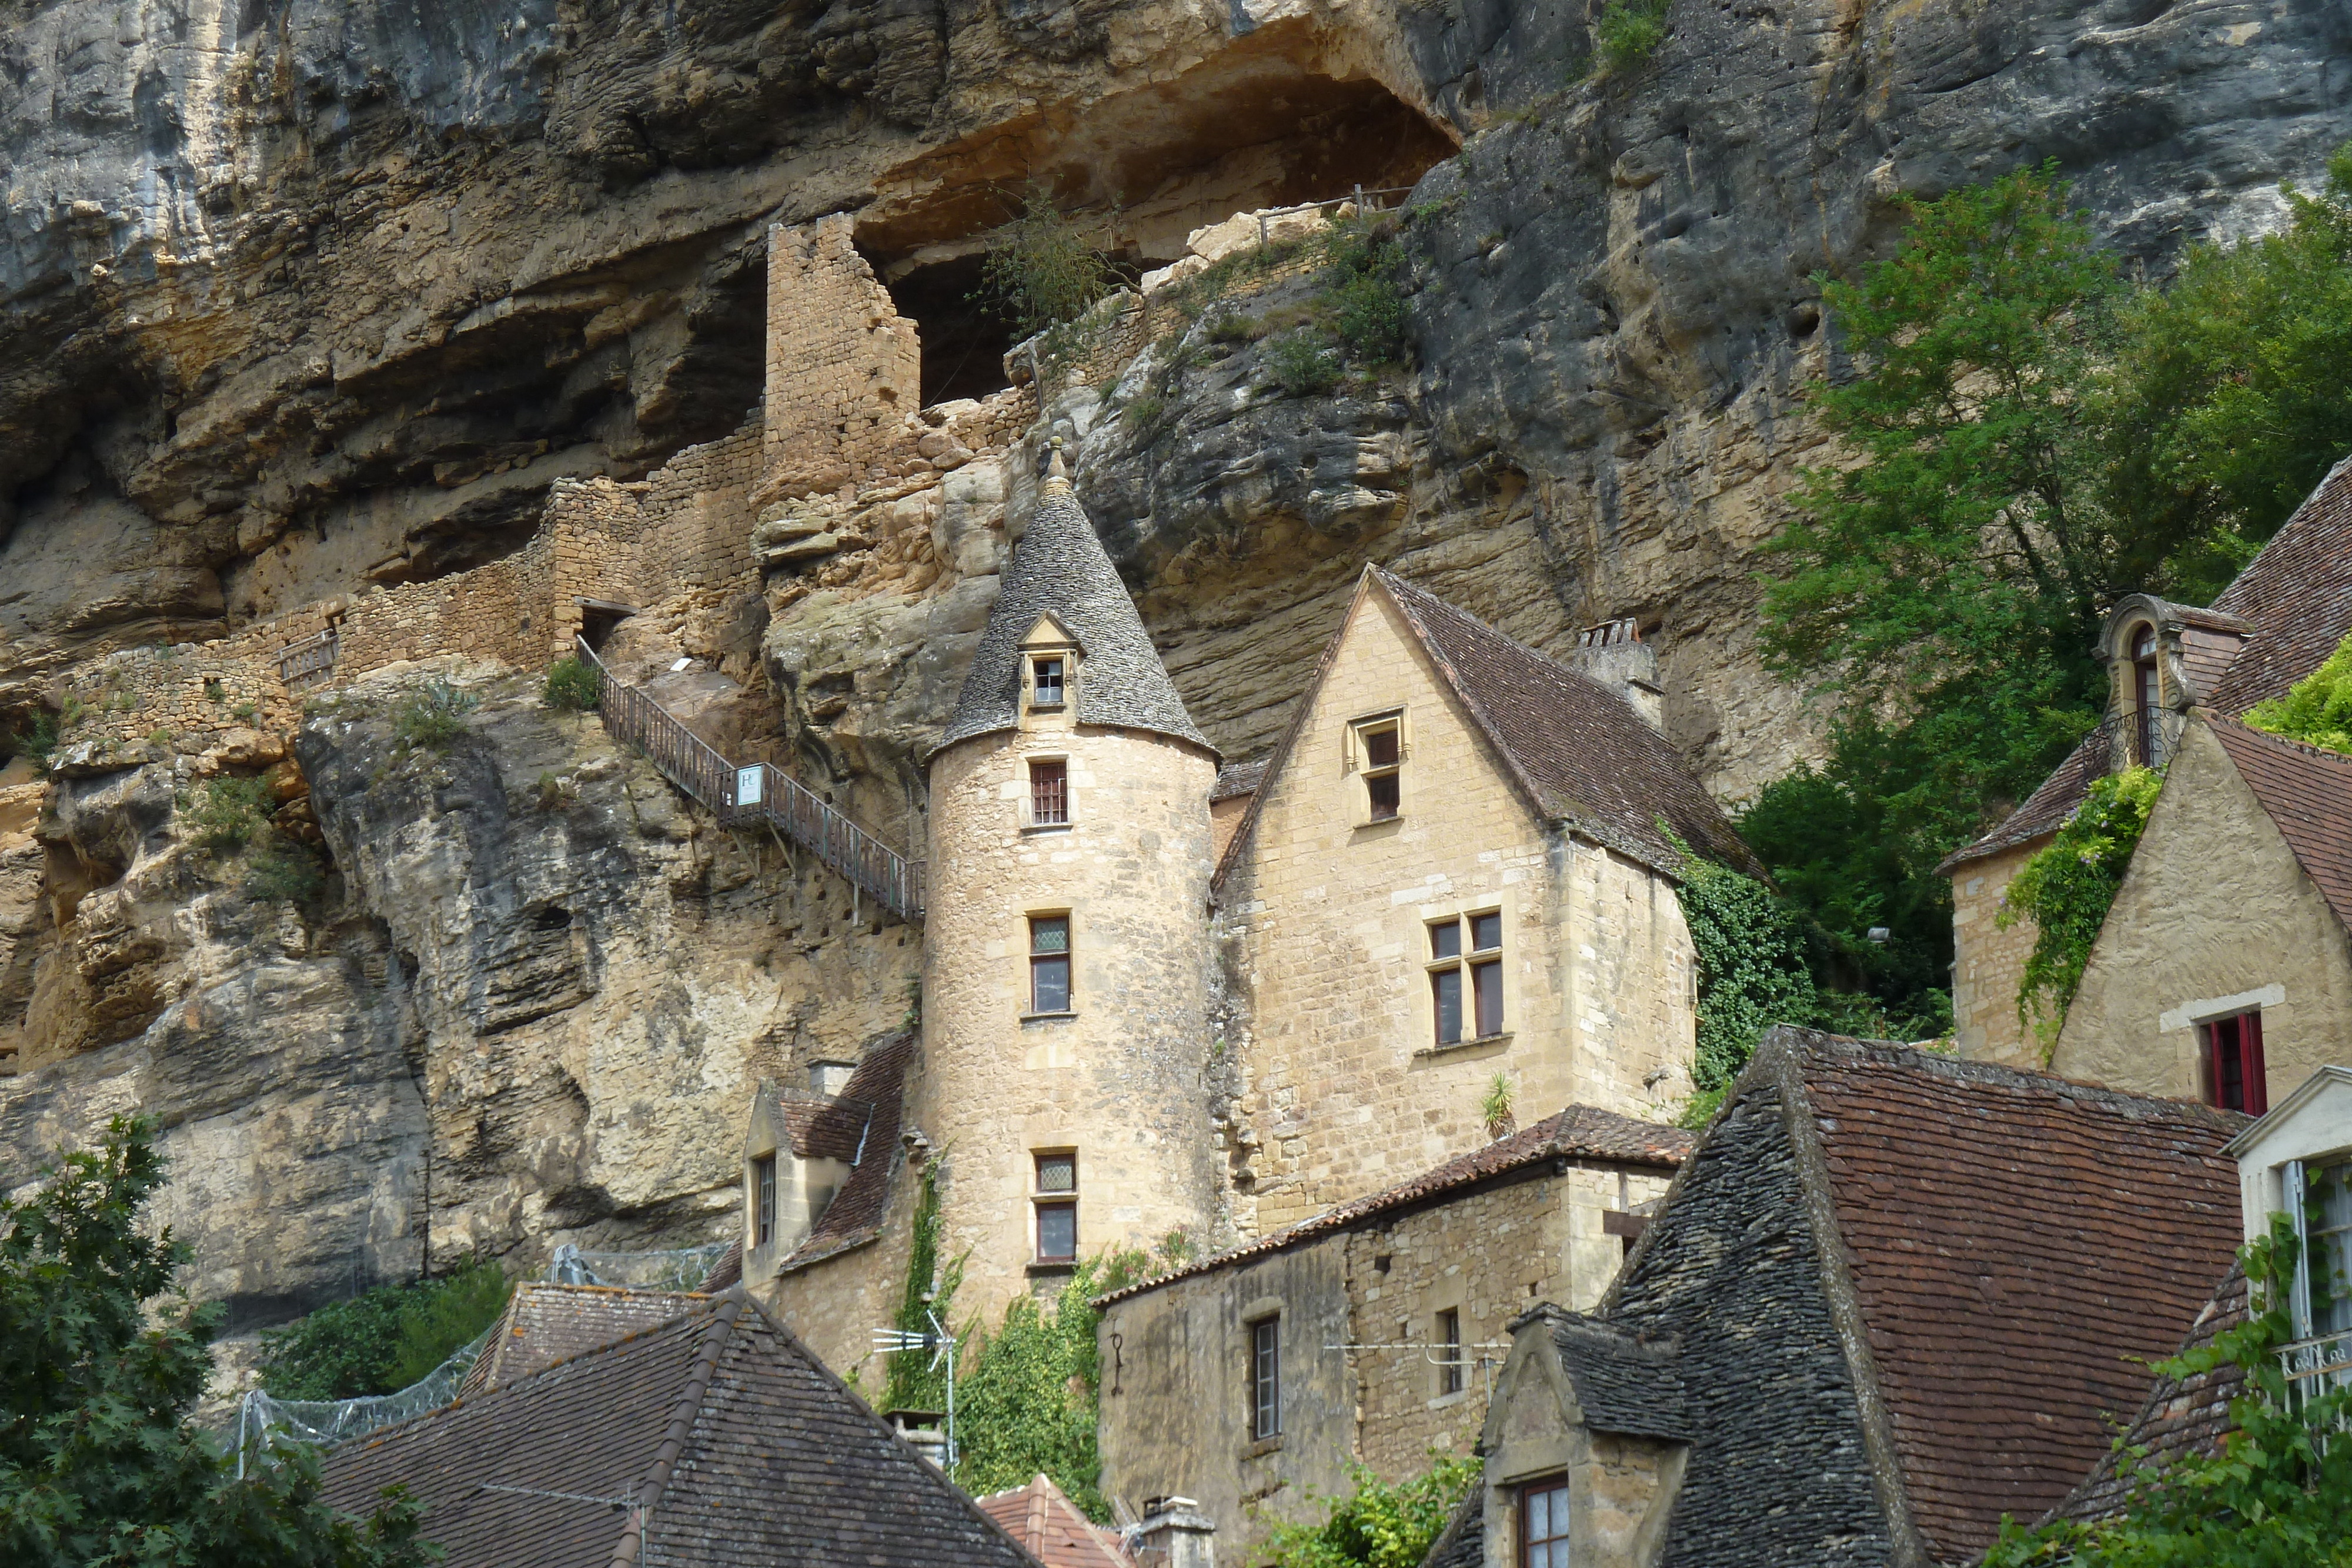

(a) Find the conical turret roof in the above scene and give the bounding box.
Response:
[934,460,1213,760]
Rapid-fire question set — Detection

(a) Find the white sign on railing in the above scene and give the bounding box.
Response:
[737,766,764,807]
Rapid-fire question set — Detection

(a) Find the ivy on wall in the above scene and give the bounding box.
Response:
[1262,1453,1482,1568]
[1671,838,1819,1127]
[1997,767,2163,1055]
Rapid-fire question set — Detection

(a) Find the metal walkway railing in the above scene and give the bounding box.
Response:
[575,637,924,921]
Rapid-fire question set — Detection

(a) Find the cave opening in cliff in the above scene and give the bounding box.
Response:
[854,24,1457,409]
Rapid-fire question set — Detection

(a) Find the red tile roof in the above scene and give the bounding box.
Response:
[1094,1105,1693,1307]
[2207,714,2352,932]
[974,1475,1134,1567]
[457,1282,709,1398]
[1794,1037,2246,1558]
[2049,1265,2249,1525]
[1946,455,2352,872]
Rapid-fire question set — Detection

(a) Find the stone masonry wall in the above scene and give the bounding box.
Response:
[1950,840,2042,1068]
[919,715,1223,1333]
[1218,587,1695,1234]
[763,215,924,502]
[1341,1162,1671,1481]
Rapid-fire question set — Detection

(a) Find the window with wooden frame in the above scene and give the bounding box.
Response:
[2132,624,2161,765]
[1250,1316,1282,1439]
[1028,757,1070,827]
[2201,1009,2268,1114]
[1033,1151,1077,1263]
[1031,656,1066,709]
[752,1154,777,1249]
[1354,715,1403,823]
[1429,911,1505,1047]
[1029,915,1072,1014]
[1518,1476,1571,1568]
[1436,1308,1463,1396]
[2300,1158,2352,1338]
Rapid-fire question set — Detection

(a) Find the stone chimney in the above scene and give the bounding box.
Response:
[1572,618,1663,730]
[807,1058,857,1096]
[1135,1499,1216,1568]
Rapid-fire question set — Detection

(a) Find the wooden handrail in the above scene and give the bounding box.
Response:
[574,637,923,920]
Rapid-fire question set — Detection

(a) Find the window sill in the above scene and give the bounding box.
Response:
[1414,1032,1512,1060]
[1354,816,1404,835]
[1026,1259,1078,1277]
[1020,1011,1078,1026]
[1242,1435,1284,1460]
[1425,1388,1472,1412]
[1028,702,1067,713]
[1020,822,1073,835]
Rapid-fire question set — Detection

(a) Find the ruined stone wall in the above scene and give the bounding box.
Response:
[1218,588,1693,1234]
[333,533,555,676]
[919,717,1222,1330]
[1341,1161,1670,1480]
[764,216,924,501]
[1950,841,2043,1067]
[41,644,303,775]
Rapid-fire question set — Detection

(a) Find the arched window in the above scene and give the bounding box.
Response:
[2132,624,2160,765]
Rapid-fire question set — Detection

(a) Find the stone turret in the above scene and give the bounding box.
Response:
[919,443,1221,1319]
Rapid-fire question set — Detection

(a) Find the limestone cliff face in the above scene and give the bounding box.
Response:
[1,0,2346,1350]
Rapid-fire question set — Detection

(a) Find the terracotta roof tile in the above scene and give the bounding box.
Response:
[322,1298,1043,1568]
[1095,1106,1693,1306]
[2049,1264,2249,1525]
[2207,714,2352,932]
[1795,1037,2246,1559]
[973,1475,1133,1567]
[459,1282,709,1398]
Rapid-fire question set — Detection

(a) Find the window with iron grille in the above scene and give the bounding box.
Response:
[1034,1151,1077,1262]
[2201,1010,2267,1114]
[1030,915,1072,1014]
[1030,758,1069,826]
[1429,911,1506,1046]
[1519,1476,1570,1568]
[1251,1317,1282,1439]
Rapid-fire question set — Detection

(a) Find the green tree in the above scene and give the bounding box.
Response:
[2104,146,2352,585]
[1984,1217,2352,1566]
[1262,1453,1481,1568]
[0,1116,437,1567]
[258,1258,513,1402]
[975,183,1122,339]
[1997,765,2163,1051]
[2246,629,2352,757]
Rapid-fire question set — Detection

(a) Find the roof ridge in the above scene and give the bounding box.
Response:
[2203,706,2352,769]
[1770,1027,2247,1128]
[610,1295,742,1567]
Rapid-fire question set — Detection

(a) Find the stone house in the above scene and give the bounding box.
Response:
[733,457,1749,1382]
[1213,571,1754,1232]
[1419,1028,2244,1568]
[320,1294,1043,1567]
[1945,455,2352,1068]
[1093,1106,1692,1559]
[2048,716,2352,1106]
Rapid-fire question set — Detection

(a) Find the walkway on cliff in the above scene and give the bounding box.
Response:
[574,638,924,921]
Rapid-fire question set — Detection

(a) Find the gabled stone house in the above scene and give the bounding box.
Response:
[1945,456,2352,1072]
[1419,1028,2244,1568]
[2048,715,2352,1105]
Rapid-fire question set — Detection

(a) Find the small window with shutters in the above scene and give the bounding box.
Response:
[1352,714,1404,823]
[2200,1009,2268,1114]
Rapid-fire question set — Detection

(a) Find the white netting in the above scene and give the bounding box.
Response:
[235,1321,496,1468]
[547,1241,730,1290]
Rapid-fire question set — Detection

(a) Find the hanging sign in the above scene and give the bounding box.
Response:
[737,766,764,807]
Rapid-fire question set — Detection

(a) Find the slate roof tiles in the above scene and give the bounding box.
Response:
[936,472,1212,757]
[322,1296,1041,1568]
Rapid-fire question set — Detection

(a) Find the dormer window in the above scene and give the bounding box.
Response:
[2132,624,2160,765]
[1032,656,1065,708]
[753,1154,777,1248]
[1353,714,1404,823]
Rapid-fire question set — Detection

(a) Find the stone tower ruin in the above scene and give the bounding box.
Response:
[916,444,1224,1318]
